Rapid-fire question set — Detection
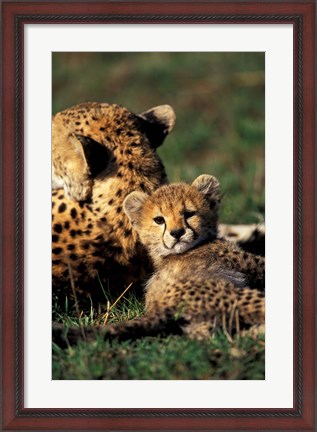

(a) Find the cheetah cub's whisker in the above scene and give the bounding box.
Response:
[53,175,265,346]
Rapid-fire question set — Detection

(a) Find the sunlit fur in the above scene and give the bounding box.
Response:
[52,102,175,291]
[124,175,220,266]
[53,175,265,345]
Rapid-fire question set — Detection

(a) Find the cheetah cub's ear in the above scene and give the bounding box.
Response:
[192,174,221,207]
[123,191,148,227]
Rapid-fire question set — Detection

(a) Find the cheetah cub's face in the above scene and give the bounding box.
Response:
[124,175,221,259]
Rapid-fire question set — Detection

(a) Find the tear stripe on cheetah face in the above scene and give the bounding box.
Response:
[52,102,175,202]
[52,103,174,291]
[53,175,265,345]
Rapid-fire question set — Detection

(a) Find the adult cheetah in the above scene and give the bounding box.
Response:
[52,102,175,300]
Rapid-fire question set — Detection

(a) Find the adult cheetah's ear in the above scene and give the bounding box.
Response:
[123,191,149,227]
[138,105,176,148]
[75,135,110,177]
[192,175,221,208]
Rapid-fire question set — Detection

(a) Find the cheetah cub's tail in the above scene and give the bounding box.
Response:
[53,314,184,348]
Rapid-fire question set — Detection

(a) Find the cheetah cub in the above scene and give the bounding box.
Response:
[53,175,264,345]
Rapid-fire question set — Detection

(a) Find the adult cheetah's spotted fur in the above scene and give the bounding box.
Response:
[52,102,175,299]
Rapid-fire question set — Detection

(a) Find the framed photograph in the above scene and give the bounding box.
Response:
[1,1,315,430]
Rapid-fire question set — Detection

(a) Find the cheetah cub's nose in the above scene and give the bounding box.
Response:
[170,228,185,239]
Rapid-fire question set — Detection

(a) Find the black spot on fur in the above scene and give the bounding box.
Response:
[124,229,131,237]
[108,199,114,205]
[71,208,78,219]
[58,203,66,213]
[53,224,63,233]
[70,253,78,261]
[67,244,75,251]
[52,234,59,242]
[53,247,63,255]
[70,230,77,238]
[64,221,70,230]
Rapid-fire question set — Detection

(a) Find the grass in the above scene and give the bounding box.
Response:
[53,291,265,380]
[52,52,265,380]
[53,288,145,328]
[52,281,265,380]
[53,332,265,380]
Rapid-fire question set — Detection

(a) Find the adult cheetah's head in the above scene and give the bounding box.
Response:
[53,102,176,198]
[69,102,176,150]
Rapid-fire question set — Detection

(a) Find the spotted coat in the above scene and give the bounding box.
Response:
[52,102,175,297]
[53,175,265,344]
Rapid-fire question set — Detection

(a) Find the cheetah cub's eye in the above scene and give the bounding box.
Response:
[184,210,196,219]
[153,216,165,225]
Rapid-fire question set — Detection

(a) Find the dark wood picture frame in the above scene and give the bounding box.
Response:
[1,1,315,430]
